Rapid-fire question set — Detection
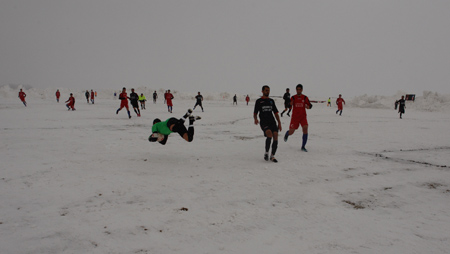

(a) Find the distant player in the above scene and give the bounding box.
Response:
[139,93,146,110]
[149,109,200,145]
[233,94,237,105]
[327,97,331,107]
[336,94,345,116]
[65,93,76,111]
[284,84,312,152]
[193,92,204,112]
[165,90,174,113]
[164,90,167,104]
[56,90,60,102]
[18,89,27,107]
[129,88,141,117]
[245,95,250,105]
[153,91,158,104]
[280,88,291,117]
[90,90,95,104]
[85,90,90,103]
[116,87,131,119]
[254,85,282,162]
[397,96,406,119]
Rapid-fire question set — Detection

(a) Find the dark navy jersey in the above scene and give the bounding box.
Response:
[254,97,279,125]
[283,92,291,103]
[398,99,406,109]
[129,92,139,102]
[195,95,203,103]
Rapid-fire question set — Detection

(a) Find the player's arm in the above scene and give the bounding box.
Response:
[306,96,312,109]
[275,113,282,131]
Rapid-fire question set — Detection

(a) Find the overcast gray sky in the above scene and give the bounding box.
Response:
[1,0,449,97]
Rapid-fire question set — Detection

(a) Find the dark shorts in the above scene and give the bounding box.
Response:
[260,122,278,137]
[167,118,188,137]
[131,101,139,108]
[284,101,291,109]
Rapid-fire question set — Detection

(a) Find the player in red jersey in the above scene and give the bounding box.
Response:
[90,90,95,104]
[18,89,27,107]
[55,90,60,102]
[116,87,131,118]
[65,93,76,110]
[283,84,312,152]
[165,89,174,113]
[336,94,345,116]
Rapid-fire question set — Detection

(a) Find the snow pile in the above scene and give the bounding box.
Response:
[349,91,450,112]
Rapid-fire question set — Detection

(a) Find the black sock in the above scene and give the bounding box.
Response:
[272,140,278,155]
[188,126,194,142]
[265,137,272,153]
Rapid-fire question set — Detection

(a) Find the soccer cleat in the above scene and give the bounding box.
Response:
[183,109,193,119]
[284,131,289,142]
[116,109,119,114]
[270,156,278,163]
[301,147,308,152]
[286,113,290,117]
[264,153,269,161]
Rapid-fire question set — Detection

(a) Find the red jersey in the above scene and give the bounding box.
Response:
[56,91,60,98]
[336,98,345,110]
[19,91,26,100]
[165,93,174,106]
[66,97,75,106]
[91,91,95,99]
[290,94,311,117]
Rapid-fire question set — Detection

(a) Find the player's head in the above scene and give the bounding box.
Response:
[141,93,143,95]
[70,93,73,96]
[402,95,404,99]
[153,118,161,125]
[286,88,290,91]
[198,92,201,94]
[122,87,126,91]
[131,88,135,92]
[262,85,270,96]
[296,84,303,94]
[339,94,342,97]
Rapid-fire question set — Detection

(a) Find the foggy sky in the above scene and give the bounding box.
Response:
[1,0,450,97]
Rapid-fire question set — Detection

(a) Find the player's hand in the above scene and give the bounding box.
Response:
[278,124,282,131]
[254,119,259,125]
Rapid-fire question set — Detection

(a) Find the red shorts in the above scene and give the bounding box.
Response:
[166,100,173,107]
[289,115,308,130]
[120,100,129,110]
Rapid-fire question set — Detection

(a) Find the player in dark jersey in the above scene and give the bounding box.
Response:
[193,92,204,112]
[254,85,282,162]
[129,88,141,117]
[396,96,406,119]
[280,88,291,117]
[284,84,312,152]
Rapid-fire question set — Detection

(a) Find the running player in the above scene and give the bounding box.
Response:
[280,88,291,117]
[254,85,282,162]
[85,90,90,103]
[327,97,331,107]
[245,95,250,105]
[149,109,200,145]
[65,93,76,111]
[336,94,345,116]
[56,90,60,102]
[90,90,95,104]
[397,96,406,119]
[116,87,131,119]
[139,93,146,110]
[153,91,158,104]
[284,84,312,152]
[233,94,237,105]
[18,89,27,107]
[129,88,141,117]
[165,90,174,113]
[193,92,204,112]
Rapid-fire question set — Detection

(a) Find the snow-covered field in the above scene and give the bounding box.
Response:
[1,88,450,254]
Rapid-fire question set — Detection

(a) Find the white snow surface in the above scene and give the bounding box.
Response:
[1,87,450,254]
